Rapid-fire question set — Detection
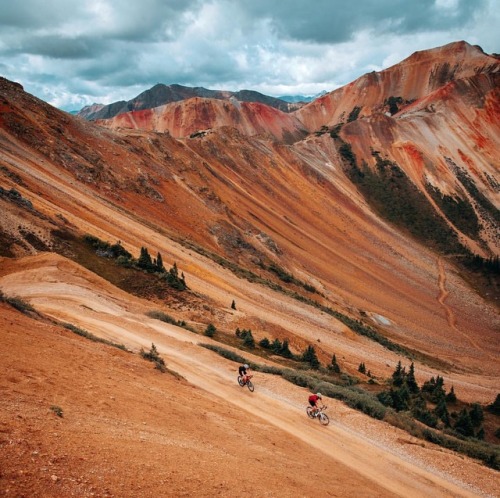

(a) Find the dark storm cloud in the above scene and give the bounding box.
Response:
[244,0,487,43]
[0,0,496,110]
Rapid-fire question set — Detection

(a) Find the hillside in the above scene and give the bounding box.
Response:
[1,255,499,497]
[0,40,499,496]
[79,83,302,121]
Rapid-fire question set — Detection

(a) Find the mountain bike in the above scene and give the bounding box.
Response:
[237,374,254,392]
[306,405,329,425]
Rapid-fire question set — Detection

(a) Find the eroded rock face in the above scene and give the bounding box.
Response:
[98,97,308,143]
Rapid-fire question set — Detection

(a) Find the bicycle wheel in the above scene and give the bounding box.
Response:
[246,380,254,392]
[306,406,315,419]
[237,376,244,387]
[319,413,330,426]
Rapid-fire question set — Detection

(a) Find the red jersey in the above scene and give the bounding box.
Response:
[309,394,320,404]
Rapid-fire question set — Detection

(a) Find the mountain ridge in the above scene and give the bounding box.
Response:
[0,40,499,496]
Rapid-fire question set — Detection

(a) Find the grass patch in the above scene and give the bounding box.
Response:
[0,291,36,314]
[62,322,128,351]
[146,310,197,333]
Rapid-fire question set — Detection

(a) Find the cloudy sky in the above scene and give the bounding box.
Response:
[0,0,498,111]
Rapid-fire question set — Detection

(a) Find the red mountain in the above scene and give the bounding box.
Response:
[0,41,499,496]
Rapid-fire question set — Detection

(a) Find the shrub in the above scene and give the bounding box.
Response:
[3,295,35,314]
[140,343,166,372]
[199,344,247,364]
[146,310,178,325]
[50,405,64,418]
[62,323,127,350]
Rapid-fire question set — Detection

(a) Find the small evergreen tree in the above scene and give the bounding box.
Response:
[358,362,366,374]
[271,338,283,354]
[302,345,320,370]
[330,354,341,373]
[434,397,451,427]
[156,252,165,272]
[454,408,474,437]
[469,403,484,428]
[259,337,270,349]
[392,361,405,387]
[137,247,154,271]
[445,385,457,404]
[231,300,236,310]
[140,343,166,372]
[406,362,419,394]
[242,330,255,348]
[279,339,293,358]
[204,323,216,337]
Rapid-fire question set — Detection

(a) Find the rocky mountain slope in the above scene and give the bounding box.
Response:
[79,83,302,121]
[0,40,499,496]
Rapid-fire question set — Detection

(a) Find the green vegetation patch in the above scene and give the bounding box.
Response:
[62,322,127,351]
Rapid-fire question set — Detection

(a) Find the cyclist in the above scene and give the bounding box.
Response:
[308,392,324,416]
[239,363,251,384]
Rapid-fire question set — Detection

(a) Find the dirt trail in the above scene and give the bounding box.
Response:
[436,257,494,359]
[1,254,498,497]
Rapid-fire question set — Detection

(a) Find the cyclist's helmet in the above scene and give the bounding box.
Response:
[316,392,322,398]
[244,364,249,369]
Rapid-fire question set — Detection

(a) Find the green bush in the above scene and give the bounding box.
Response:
[140,343,166,372]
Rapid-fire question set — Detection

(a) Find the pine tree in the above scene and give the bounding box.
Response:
[406,362,419,394]
[138,247,154,270]
[259,337,271,349]
[446,385,457,404]
[454,408,474,437]
[358,362,366,374]
[271,338,282,353]
[469,403,484,428]
[243,330,255,348]
[156,252,165,272]
[231,300,236,310]
[434,397,451,426]
[302,345,320,369]
[279,339,293,358]
[204,323,216,337]
[392,361,404,387]
[330,354,341,373]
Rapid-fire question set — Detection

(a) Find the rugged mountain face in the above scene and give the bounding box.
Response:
[296,41,499,129]
[0,41,499,495]
[98,96,308,142]
[80,83,302,121]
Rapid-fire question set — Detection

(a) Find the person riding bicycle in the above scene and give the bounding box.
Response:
[239,363,251,384]
[308,392,324,416]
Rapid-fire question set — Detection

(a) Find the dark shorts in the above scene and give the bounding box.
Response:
[309,399,317,407]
